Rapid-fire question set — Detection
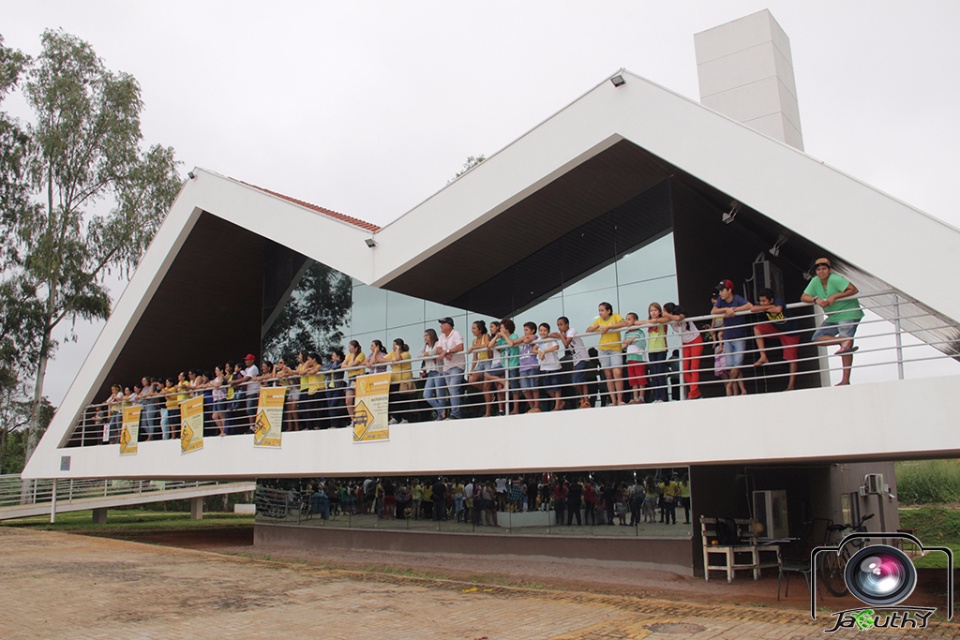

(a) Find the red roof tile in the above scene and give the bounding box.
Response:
[243,182,380,232]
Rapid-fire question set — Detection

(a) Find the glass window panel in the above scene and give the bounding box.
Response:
[561,262,617,296]
[424,302,469,329]
[349,283,388,336]
[615,234,677,287]
[381,322,429,353]
[517,296,565,331]
[386,291,425,331]
[617,276,679,317]
[561,287,621,335]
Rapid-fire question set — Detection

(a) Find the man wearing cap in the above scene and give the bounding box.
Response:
[801,258,864,386]
[235,353,261,431]
[711,280,751,396]
[436,317,465,419]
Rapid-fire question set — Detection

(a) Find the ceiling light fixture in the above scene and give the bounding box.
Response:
[769,233,787,257]
[721,203,740,225]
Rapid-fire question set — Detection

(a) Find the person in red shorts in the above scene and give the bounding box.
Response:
[750,287,800,390]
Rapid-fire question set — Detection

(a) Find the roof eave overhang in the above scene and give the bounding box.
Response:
[370,69,960,323]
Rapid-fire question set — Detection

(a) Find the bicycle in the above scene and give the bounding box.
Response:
[819,512,875,596]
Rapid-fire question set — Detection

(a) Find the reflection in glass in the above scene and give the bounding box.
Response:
[255,467,692,539]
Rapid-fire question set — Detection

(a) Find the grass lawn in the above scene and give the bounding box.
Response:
[1,509,254,536]
[899,504,960,569]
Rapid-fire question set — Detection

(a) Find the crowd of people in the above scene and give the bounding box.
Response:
[258,471,693,528]
[85,258,862,444]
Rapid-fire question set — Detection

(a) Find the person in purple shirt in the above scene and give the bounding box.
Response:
[711,279,752,396]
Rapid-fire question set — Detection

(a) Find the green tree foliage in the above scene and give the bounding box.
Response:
[0,30,182,462]
[264,261,353,359]
[0,392,53,474]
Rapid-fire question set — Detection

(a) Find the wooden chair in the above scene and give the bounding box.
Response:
[701,516,770,582]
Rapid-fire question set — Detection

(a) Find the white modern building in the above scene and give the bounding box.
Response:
[21,10,960,573]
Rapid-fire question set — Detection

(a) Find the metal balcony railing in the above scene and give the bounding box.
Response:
[62,291,959,448]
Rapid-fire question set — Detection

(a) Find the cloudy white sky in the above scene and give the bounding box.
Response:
[4,1,959,404]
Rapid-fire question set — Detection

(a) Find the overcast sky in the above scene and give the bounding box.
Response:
[4,1,959,404]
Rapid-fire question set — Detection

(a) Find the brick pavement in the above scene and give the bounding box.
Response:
[1,528,958,639]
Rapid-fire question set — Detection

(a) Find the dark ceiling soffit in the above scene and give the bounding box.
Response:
[379,139,677,309]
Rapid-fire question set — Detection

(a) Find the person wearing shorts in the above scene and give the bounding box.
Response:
[587,302,627,406]
[552,316,592,408]
[751,287,801,390]
[621,312,647,404]
[497,319,523,414]
[712,280,751,396]
[801,258,864,386]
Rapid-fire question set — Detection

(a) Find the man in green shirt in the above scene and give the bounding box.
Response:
[801,258,864,386]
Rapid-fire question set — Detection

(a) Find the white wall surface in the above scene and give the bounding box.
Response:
[24,375,960,480]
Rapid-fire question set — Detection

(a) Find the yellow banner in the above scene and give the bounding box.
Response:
[180,396,204,454]
[353,372,391,442]
[254,387,286,448]
[119,405,141,455]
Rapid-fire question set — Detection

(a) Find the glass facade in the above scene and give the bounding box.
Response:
[255,466,694,538]
[264,234,679,360]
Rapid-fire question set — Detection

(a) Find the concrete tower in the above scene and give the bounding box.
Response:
[695,9,804,150]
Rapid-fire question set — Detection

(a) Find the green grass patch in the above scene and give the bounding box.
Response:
[898,504,960,569]
[0,509,253,535]
[896,460,960,505]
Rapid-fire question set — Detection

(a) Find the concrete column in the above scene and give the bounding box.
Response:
[190,497,204,520]
[49,480,57,524]
[695,9,804,150]
[92,508,108,524]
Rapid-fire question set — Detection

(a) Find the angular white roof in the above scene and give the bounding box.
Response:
[23,69,960,479]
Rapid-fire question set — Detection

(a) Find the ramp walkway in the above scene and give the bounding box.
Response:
[0,474,255,521]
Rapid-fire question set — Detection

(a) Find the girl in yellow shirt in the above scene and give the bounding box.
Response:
[385,338,413,424]
[343,340,367,424]
[587,302,627,406]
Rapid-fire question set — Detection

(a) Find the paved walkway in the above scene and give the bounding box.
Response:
[2,528,958,639]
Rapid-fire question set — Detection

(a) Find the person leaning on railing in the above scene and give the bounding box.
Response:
[587,302,628,407]
[621,312,648,404]
[102,384,123,444]
[534,322,564,411]
[343,340,367,425]
[749,288,801,391]
[436,317,466,420]
[483,320,508,416]
[711,280,751,397]
[385,338,414,425]
[551,316,592,409]
[420,329,445,421]
[801,257,864,386]
[466,320,495,417]
[660,302,705,400]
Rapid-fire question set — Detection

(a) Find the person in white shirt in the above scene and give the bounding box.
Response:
[534,322,564,411]
[551,316,592,409]
[235,353,261,431]
[436,317,465,419]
